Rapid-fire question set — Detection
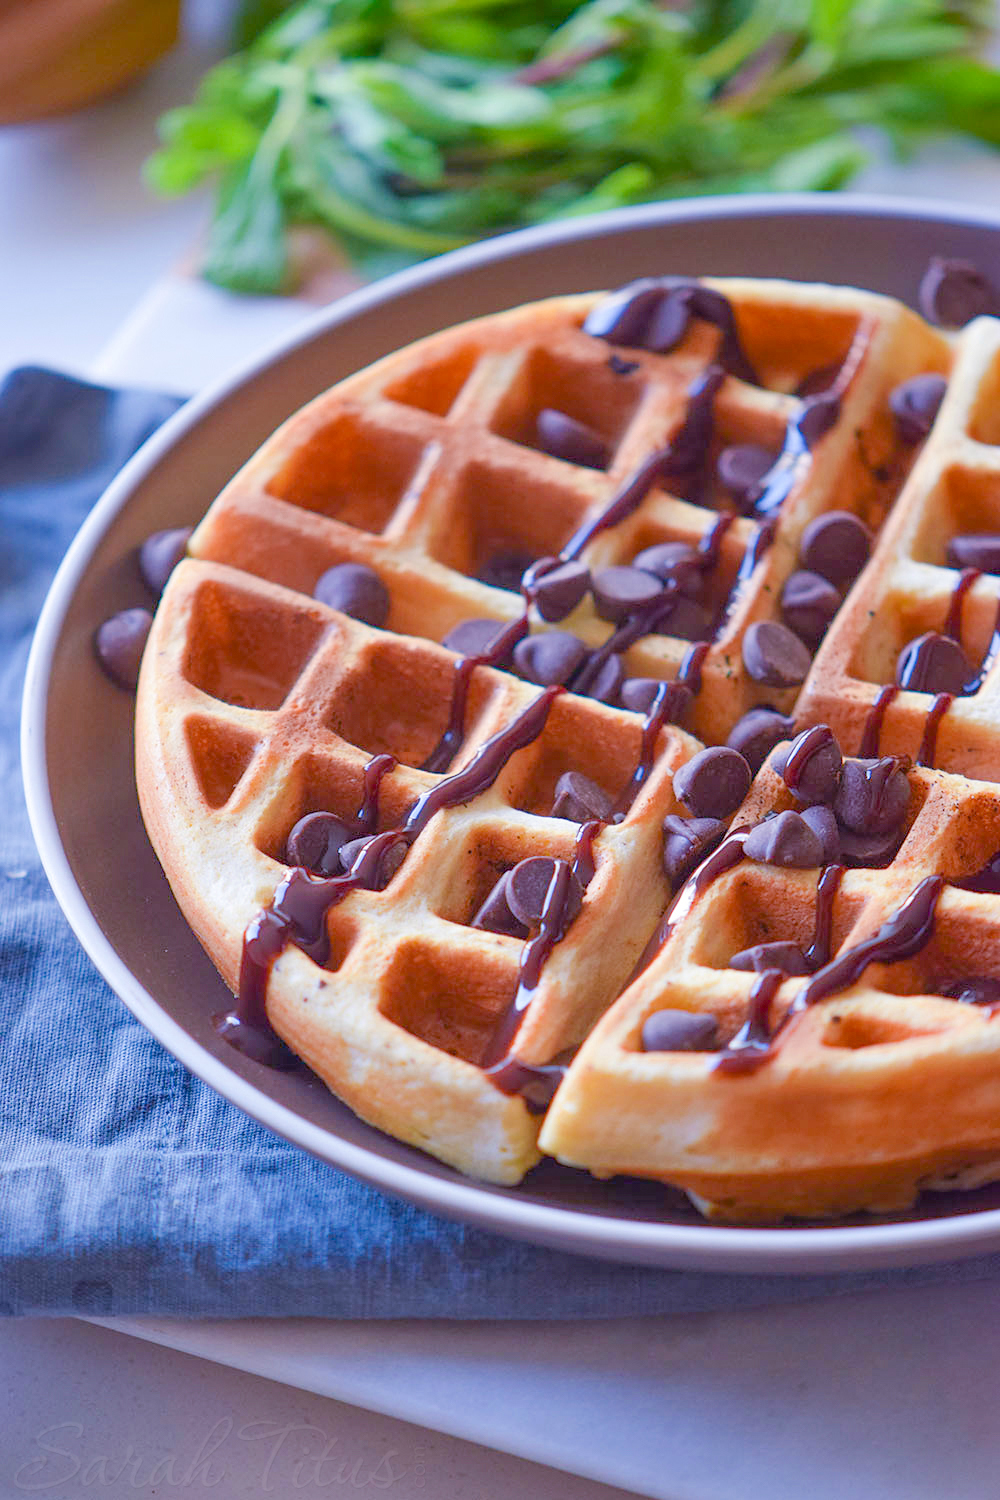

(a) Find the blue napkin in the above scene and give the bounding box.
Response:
[6,365,1000,1320]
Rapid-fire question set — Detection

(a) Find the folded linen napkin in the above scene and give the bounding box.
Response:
[6,364,1000,1320]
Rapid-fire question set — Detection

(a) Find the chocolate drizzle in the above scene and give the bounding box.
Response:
[783,724,835,793]
[712,862,845,1073]
[219,687,562,1063]
[805,862,846,971]
[944,567,981,639]
[485,681,684,1096]
[859,684,899,757]
[714,969,783,1074]
[793,875,945,1011]
[916,692,954,767]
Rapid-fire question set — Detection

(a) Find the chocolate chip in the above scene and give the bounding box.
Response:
[644,290,694,353]
[895,631,974,695]
[834,757,909,836]
[657,596,714,642]
[513,631,588,686]
[744,811,824,868]
[93,607,153,690]
[673,746,752,820]
[138,526,192,595]
[946,534,1000,575]
[919,257,1000,328]
[314,562,390,627]
[742,620,812,688]
[621,677,694,719]
[800,804,841,863]
[716,444,773,510]
[640,1008,719,1052]
[584,652,625,705]
[797,393,841,448]
[471,871,527,937]
[477,549,536,593]
[889,373,947,444]
[661,814,727,884]
[551,770,614,824]
[632,541,704,598]
[837,825,904,868]
[338,835,406,887]
[799,511,872,589]
[583,279,668,347]
[591,564,665,622]
[442,617,511,662]
[947,976,1000,1005]
[608,354,639,375]
[536,409,610,470]
[780,569,841,647]
[285,811,353,875]
[531,560,591,622]
[506,856,583,931]
[725,707,796,774]
[730,941,811,976]
[780,727,843,806]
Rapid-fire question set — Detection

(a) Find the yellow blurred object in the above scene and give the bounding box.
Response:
[0,0,182,124]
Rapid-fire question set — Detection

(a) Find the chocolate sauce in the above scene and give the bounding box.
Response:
[962,596,1000,694]
[803,863,846,971]
[858,684,899,757]
[427,365,729,770]
[635,827,750,975]
[483,682,682,1079]
[222,687,562,1062]
[916,692,954,767]
[792,875,945,1011]
[782,724,835,793]
[483,1056,566,1111]
[613,679,675,814]
[422,611,532,773]
[952,851,1000,893]
[714,969,783,1074]
[944,567,981,640]
[483,858,577,1068]
[358,753,396,830]
[563,366,726,561]
[572,819,602,888]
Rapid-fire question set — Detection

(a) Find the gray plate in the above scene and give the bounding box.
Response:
[23,193,1000,1273]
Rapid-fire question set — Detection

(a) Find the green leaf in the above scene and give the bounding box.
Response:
[202,160,289,293]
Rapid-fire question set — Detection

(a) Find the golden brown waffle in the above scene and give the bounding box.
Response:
[540,752,1000,1220]
[797,314,1000,777]
[136,274,1000,1209]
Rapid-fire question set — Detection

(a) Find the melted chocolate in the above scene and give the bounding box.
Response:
[223,688,562,1062]
[916,692,954,768]
[944,567,981,640]
[952,851,1000,894]
[858,684,899,758]
[793,875,945,1011]
[782,724,835,793]
[483,1056,566,1111]
[714,969,784,1074]
[803,863,846,971]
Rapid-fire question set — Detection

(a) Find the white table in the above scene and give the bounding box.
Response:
[8,5,1000,1497]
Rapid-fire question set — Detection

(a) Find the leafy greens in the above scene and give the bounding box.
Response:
[146,0,1000,293]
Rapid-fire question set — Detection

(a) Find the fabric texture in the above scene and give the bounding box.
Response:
[5,364,1000,1321]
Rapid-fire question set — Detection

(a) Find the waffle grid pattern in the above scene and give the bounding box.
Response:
[137,277,1000,1210]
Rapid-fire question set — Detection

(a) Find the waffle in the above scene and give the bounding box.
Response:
[134,273,1000,1212]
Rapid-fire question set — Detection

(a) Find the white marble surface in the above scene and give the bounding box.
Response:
[8,5,1000,1498]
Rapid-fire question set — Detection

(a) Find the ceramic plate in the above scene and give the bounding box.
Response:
[23,194,1000,1272]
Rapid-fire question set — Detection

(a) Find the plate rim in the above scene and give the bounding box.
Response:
[23,190,1000,1274]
